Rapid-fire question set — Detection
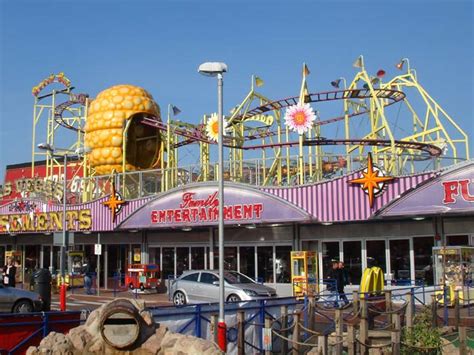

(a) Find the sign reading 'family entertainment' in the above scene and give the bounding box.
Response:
[118,183,312,229]
[151,191,264,224]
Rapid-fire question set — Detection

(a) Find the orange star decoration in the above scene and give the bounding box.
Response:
[349,153,395,208]
[103,183,126,222]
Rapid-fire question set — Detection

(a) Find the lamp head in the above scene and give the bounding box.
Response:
[330,79,341,88]
[198,62,228,76]
[37,142,54,152]
[75,146,92,156]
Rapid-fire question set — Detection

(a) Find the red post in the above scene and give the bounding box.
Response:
[217,321,227,352]
[60,283,67,311]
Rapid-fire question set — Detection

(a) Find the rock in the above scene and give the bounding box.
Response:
[142,326,169,354]
[68,325,93,351]
[27,299,219,355]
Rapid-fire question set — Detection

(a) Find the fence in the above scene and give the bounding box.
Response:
[0,311,84,355]
[151,283,474,354]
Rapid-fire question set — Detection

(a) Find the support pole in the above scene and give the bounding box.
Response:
[391,313,401,355]
[280,305,288,355]
[292,312,300,355]
[237,311,245,355]
[347,324,356,355]
[335,309,343,355]
[405,292,413,329]
[359,297,368,355]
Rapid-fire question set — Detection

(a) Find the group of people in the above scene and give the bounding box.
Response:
[2,257,16,287]
[327,260,351,306]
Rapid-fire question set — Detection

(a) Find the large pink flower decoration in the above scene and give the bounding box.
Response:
[284,103,316,135]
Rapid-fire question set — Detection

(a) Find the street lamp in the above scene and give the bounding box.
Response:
[38,143,90,311]
[198,61,228,352]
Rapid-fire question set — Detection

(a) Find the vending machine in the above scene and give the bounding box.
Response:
[290,251,318,297]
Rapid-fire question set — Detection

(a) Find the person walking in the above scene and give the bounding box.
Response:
[82,259,94,295]
[2,257,16,287]
[327,260,341,307]
[338,261,350,305]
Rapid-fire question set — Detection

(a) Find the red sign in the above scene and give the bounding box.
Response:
[442,179,474,204]
[151,191,263,224]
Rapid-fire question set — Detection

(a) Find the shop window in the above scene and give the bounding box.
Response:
[413,237,434,285]
[257,246,273,283]
[447,235,469,246]
[239,246,255,280]
[213,247,237,271]
[275,246,291,283]
[389,239,410,280]
[149,247,160,266]
[162,247,174,279]
[322,242,339,278]
[366,240,386,273]
[176,247,189,276]
[191,247,205,270]
[343,241,361,283]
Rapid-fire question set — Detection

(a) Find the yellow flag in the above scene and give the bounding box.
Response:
[255,76,264,87]
[303,63,310,77]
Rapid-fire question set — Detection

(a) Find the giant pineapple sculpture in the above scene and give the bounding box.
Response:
[85,84,161,175]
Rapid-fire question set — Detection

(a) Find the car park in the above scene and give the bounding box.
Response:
[0,284,44,313]
[170,270,277,305]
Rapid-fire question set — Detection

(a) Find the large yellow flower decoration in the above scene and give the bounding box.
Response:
[206,113,219,142]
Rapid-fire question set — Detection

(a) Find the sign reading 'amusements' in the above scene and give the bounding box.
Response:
[151,191,264,224]
[0,209,92,233]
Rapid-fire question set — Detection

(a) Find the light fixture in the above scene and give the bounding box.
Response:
[37,141,90,311]
[129,229,139,233]
[330,77,346,89]
[83,230,91,235]
[182,226,192,232]
[396,58,409,71]
[44,232,52,236]
[198,62,228,77]
[270,223,282,227]
[199,61,228,353]
[331,79,341,88]
[321,222,333,226]
[245,224,257,229]
[412,217,425,221]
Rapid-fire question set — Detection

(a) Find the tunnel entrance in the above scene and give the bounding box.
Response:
[126,113,161,169]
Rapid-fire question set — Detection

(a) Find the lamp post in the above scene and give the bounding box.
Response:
[38,143,90,311]
[198,61,228,352]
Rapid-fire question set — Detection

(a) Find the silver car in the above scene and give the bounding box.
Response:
[170,270,277,305]
[0,284,44,313]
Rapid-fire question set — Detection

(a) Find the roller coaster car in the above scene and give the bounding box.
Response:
[125,264,160,292]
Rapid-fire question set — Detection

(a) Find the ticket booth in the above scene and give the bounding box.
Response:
[290,251,318,297]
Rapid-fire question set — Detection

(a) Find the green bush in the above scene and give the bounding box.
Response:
[401,306,442,354]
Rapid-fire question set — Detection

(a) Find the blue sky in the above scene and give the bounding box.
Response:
[0,0,472,180]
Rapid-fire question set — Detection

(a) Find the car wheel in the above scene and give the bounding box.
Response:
[129,283,134,290]
[140,284,145,292]
[227,294,241,303]
[13,300,33,313]
[173,291,186,306]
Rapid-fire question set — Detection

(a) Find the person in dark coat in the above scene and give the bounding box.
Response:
[2,257,16,287]
[82,259,93,295]
[338,261,350,305]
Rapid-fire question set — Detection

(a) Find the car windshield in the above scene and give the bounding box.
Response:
[224,271,255,284]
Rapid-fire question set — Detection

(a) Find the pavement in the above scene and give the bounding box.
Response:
[50,288,172,311]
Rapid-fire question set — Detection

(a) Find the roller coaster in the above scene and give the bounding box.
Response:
[30,57,469,202]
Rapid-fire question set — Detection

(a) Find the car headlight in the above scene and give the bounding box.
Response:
[243,289,258,296]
